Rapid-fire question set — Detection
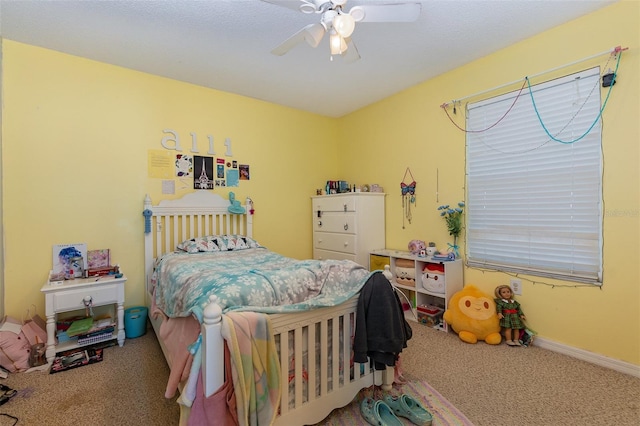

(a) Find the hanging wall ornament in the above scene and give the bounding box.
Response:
[400,167,417,228]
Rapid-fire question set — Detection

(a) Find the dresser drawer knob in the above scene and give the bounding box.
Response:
[318,220,322,227]
[344,223,349,231]
[343,204,347,212]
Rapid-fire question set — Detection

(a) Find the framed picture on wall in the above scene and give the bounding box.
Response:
[239,164,250,180]
[193,156,214,190]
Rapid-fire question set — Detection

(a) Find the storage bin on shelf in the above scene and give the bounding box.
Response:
[416,304,444,328]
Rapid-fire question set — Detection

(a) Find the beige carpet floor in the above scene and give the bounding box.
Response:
[1,321,639,425]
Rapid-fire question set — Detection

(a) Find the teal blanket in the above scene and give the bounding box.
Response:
[153,248,372,322]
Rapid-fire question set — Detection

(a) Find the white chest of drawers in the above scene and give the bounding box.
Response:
[312,193,385,268]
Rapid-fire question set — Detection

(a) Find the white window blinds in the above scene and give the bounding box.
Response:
[466,67,603,284]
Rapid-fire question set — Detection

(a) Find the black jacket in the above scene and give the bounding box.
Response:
[353,271,412,370]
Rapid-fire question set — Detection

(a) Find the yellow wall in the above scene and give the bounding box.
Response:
[2,40,338,322]
[340,1,639,365]
[1,1,638,366]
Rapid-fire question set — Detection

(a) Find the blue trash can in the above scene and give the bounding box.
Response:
[124,306,148,339]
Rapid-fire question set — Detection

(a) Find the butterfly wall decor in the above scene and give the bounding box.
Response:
[400,167,416,228]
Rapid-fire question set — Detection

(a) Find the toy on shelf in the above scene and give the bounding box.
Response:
[422,263,445,293]
[395,258,416,287]
[407,239,425,255]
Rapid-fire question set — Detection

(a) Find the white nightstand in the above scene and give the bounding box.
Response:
[41,274,127,362]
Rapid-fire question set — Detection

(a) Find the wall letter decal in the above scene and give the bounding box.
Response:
[189,132,200,153]
[225,137,233,157]
[161,130,236,156]
[207,135,216,155]
[161,129,182,151]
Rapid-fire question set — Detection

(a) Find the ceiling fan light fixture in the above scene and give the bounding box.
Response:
[333,13,355,38]
[329,31,347,55]
[265,0,422,62]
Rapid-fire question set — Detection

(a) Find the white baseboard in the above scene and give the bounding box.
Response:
[534,336,640,378]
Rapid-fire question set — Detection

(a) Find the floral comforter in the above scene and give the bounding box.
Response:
[152,247,372,322]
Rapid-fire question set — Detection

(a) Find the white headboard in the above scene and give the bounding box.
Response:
[143,191,253,297]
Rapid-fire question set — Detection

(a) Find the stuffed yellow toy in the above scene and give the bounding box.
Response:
[443,285,502,344]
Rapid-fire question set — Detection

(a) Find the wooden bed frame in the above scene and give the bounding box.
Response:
[143,191,391,425]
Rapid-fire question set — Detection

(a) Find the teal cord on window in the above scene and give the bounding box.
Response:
[526,52,621,145]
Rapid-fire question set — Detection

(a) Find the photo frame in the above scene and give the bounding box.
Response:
[52,243,87,279]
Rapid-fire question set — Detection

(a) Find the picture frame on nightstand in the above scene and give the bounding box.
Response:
[52,243,87,280]
[87,249,110,269]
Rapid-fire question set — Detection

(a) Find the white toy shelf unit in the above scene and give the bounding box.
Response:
[370,249,463,332]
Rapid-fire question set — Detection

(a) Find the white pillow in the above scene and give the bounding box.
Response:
[177,235,261,253]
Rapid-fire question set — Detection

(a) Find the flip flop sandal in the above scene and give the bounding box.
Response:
[360,397,404,426]
[383,394,433,426]
[0,384,17,406]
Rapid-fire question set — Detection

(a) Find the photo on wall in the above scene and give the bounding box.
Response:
[193,156,214,190]
[239,164,250,180]
[226,169,239,187]
[175,154,193,177]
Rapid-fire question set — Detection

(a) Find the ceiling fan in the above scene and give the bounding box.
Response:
[262,0,422,62]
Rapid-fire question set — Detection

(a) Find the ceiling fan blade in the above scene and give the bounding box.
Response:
[341,38,360,63]
[271,26,307,56]
[271,23,326,55]
[349,3,422,23]
[260,0,320,13]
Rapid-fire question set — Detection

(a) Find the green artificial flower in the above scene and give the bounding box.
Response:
[438,201,465,237]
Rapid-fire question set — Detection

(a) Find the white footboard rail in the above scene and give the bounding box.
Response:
[201,296,392,426]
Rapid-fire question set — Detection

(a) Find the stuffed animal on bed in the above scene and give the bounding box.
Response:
[442,285,501,344]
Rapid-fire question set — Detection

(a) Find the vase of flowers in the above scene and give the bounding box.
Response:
[437,201,465,258]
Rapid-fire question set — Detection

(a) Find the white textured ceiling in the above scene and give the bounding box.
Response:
[0,0,615,117]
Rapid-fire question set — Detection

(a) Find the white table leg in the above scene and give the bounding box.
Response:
[45,314,57,362]
[117,302,125,346]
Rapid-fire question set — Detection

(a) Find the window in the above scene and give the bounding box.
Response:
[466,67,603,284]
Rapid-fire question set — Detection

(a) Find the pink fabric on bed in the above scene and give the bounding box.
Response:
[151,302,201,399]
[188,343,238,426]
